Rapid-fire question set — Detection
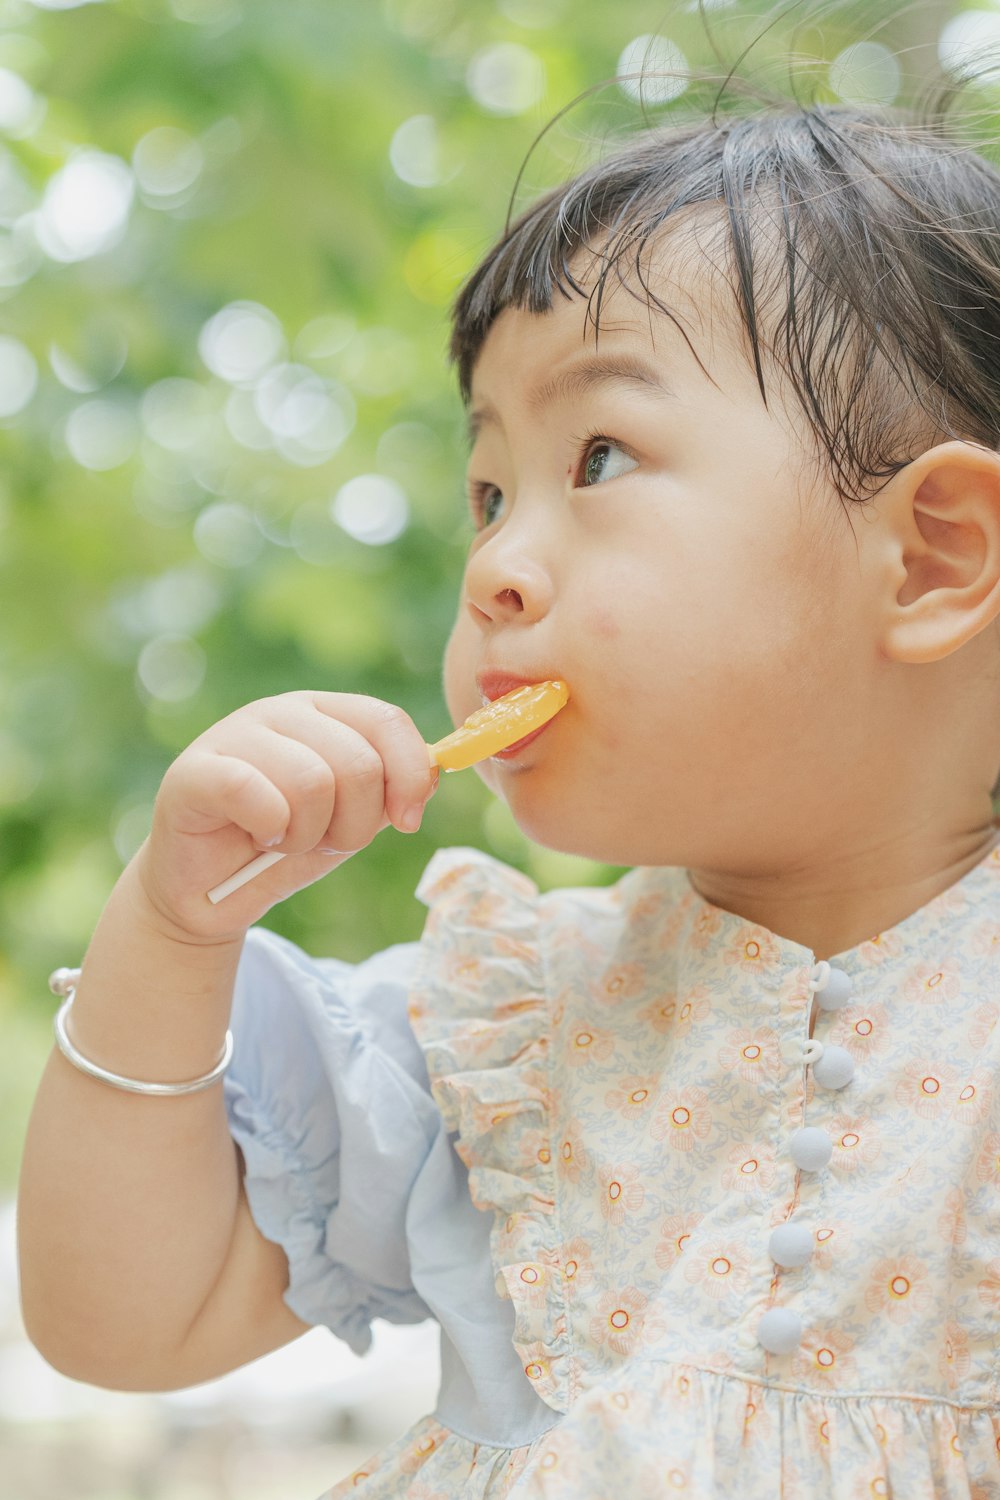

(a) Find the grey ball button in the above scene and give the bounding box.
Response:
[815,966,853,1010]
[789,1126,833,1170]
[757,1307,804,1354]
[768,1222,814,1268]
[811,1043,855,1090]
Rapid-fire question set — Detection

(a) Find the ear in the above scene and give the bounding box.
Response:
[876,440,1000,665]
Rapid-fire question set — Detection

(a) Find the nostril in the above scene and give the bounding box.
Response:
[496,587,523,610]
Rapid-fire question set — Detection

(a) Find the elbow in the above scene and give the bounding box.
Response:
[19,1304,190,1393]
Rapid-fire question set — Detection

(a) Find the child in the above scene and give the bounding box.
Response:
[16,98,1000,1499]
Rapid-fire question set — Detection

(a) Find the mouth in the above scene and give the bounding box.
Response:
[474,670,566,762]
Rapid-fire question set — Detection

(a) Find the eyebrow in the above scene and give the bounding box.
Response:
[466,354,674,447]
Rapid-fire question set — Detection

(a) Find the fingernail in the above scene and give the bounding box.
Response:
[257,834,284,849]
[399,805,423,833]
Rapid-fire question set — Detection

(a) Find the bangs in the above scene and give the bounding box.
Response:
[450,105,1000,500]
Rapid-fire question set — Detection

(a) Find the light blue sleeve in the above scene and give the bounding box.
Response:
[223,919,559,1448]
[223,924,439,1355]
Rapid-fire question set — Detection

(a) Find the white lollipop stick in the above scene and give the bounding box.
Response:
[207,850,285,904]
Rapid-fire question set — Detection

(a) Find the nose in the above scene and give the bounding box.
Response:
[463,528,554,627]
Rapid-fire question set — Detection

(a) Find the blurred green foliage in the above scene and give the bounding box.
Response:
[0,0,978,1185]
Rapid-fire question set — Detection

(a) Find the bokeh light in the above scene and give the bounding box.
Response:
[617,34,689,104]
[141,378,214,452]
[938,9,1000,79]
[198,301,286,385]
[0,335,37,418]
[0,68,42,136]
[390,115,443,187]
[193,501,264,567]
[35,150,134,262]
[136,632,206,702]
[466,42,545,115]
[829,42,902,105]
[64,399,138,470]
[331,474,409,545]
[132,126,204,206]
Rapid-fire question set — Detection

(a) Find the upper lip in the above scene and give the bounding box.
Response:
[476,669,558,704]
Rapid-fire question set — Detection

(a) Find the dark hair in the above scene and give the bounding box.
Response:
[449,101,1000,502]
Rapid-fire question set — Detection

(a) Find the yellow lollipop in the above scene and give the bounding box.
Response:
[428,679,569,771]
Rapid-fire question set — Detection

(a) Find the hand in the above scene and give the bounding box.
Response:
[134,692,438,942]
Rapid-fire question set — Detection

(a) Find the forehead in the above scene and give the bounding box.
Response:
[466,239,756,436]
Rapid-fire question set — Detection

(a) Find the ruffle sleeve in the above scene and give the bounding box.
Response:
[409,847,570,1414]
[224,925,439,1355]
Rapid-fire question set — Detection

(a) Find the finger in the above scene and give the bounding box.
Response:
[223,706,394,853]
[209,722,341,855]
[302,693,437,833]
[162,749,291,848]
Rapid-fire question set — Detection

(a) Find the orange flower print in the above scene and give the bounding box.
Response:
[717,1027,782,1083]
[604,1074,660,1121]
[343,1449,383,1485]
[885,1155,928,1199]
[939,1320,971,1390]
[811,1223,847,1271]
[792,1327,856,1387]
[650,1085,713,1150]
[511,1261,549,1310]
[688,900,724,951]
[557,1120,590,1183]
[493,935,539,967]
[597,961,646,1005]
[564,1022,615,1068]
[902,961,961,1005]
[969,1000,1000,1047]
[829,1004,890,1062]
[854,929,903,966]
[975,1132,1000,1187]
[517,1340,557,1400]
[598,1163,646,1224]
[829,1114,882,1172]
[977,1259,1000,1310]
[684,1240,751,1301]
[525,1442,582,1488]
[639,992,677,1033]
[723,925,783,973]
[559,1236,595,1295]
[444,952,485,989]
[895,1060,958,1120]
[399,1421,449,1474]
[864,1255,932,1324]
[721,1142,777,1194]
[954,1069,992,1125]
[970,920,1000,958]
[589,1285,650,1357]
[655,1212,703,1270]
[511,1125,553,1175]
[741,1386,774,1446]
[938,1188,967,1247]
[676,985,711,1030]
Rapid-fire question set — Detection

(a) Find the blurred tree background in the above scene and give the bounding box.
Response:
[0,0,989,1188]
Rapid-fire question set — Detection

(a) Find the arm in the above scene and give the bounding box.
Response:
[16,692,436,1391]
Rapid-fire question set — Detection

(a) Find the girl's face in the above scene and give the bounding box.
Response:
[442,268,884,873]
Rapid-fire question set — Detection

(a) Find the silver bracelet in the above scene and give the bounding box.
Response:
[49,968,234,1097]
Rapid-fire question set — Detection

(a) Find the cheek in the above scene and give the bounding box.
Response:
[589,605,621,641]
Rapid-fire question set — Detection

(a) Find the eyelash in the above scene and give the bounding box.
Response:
[466,430,630,530]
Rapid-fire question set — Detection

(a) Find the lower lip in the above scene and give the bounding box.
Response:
[490,723,551,762]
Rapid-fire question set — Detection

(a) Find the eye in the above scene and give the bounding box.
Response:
[468,481,506,530]
[581,438,639,487]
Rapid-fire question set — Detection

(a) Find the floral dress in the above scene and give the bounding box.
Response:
[226,838,1000,1499]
